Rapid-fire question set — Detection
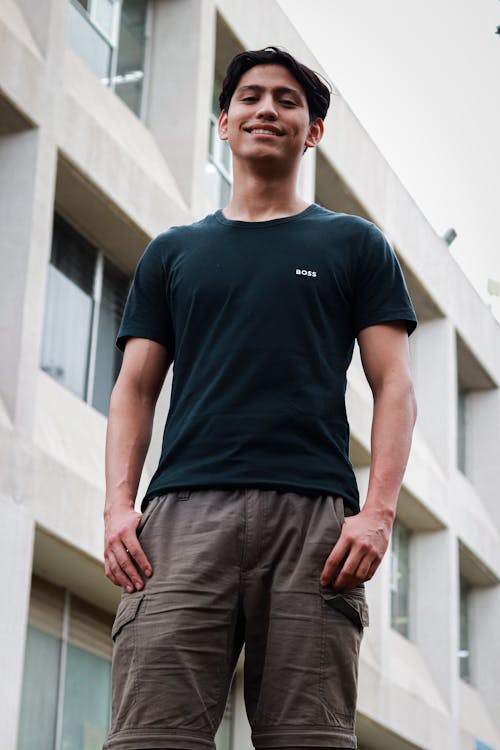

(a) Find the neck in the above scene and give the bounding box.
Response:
[222,157,310,222]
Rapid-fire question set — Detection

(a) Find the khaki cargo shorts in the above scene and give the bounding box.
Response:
[103,488,369,750]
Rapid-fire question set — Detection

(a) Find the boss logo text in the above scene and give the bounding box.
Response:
[295,268,317,277]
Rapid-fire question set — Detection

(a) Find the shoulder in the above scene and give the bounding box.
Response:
[147,214,216,252]
[141,214,215,265]
[309,205,374,242]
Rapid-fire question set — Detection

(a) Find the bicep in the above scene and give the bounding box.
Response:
[116,337,172,405]
[357,321,411,395]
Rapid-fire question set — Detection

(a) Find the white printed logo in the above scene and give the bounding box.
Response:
[296,268,318,277]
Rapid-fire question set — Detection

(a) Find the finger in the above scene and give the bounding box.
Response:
[112,543,146,591]
[123,534,152,578]
[353,555,374,584]
[106,550,135,592]
[363,556,380,582]
[331,550,365,591]
[320,536,350,585]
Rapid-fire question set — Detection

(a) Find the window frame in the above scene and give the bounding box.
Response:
[68,0,151,118]
[40,213,129,415]
[458,575,471,683]
[457,386,468,475]
[18,578,113,750]
[206,111,233,208]
[390,518,411,639]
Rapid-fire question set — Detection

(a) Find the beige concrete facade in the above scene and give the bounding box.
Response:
[1,1,499,748]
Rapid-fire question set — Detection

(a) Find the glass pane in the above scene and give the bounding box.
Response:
[17,626,61,750]
[114,0,147,116]
[114,78,143,116]
[67,1,112,80]
[457,388,467,473]
[459,577,471,682]
[390,520,410,638]
[205,162,220,209]
[220,140,232,173]
[219,173,232,206]
[50,215,97,296]
[41,265,94,399]
[93,0,116,41]
[92,259,129,415]
[41,216,96,398]
[208,117,218,158]
[61,644,111,750]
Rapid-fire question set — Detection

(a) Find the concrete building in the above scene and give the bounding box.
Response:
[1,0,499,748]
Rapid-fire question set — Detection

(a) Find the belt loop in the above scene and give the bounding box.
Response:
[177,489,191,500]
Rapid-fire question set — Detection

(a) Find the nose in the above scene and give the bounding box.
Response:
[256,94,278,120]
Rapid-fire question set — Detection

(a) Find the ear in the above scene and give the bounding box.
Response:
[304,117,324,149]
[218,110,229,141]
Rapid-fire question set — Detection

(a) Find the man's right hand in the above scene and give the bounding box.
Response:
[104,506,153,592]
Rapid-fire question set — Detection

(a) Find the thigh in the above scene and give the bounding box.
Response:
[106,490,245,748]
[245,491,368,749]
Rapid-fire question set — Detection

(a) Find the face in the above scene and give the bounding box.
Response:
[218,64,323,165]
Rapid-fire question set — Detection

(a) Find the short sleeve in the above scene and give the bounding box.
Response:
[353,222,417,337]
[116,235,175,355]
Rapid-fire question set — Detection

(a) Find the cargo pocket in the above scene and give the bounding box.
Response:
[318,584,367,728]
[112,593,144,641]
[109,593,144,734]
[319,584,369,630]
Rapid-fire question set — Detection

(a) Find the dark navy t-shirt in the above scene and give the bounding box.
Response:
[117,203,417,512]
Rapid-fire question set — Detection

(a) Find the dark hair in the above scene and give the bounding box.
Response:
[218,46,332,122]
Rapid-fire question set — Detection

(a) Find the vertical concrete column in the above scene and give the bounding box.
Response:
[0,501,34,750]
[470,584,500,732]
[0,128,57,436]
[146,0,217,215]
[467,388,500,528]
[0,0,65,437]
[410,317,456,475]
[411,527,460,718]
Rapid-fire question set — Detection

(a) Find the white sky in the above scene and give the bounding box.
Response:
[278,0,500,321]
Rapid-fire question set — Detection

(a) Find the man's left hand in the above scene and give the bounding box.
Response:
[319,507,393,591]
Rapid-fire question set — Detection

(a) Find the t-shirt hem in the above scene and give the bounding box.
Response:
[116,330,174,353]
[355,311,417,336]
[141,480,360,514]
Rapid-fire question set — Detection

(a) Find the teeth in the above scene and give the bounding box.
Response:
[251,129,279,135]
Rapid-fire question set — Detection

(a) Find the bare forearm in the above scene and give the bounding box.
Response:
[363,379,417,521]
[104,383,156,515]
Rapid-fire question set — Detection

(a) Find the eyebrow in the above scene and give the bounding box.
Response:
[236,84,303,100]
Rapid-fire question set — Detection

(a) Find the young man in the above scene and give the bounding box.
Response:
[103,47,417,750]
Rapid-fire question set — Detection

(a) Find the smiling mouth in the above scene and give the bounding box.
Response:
[245,127,283,136]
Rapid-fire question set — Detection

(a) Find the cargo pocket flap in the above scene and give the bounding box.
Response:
[111,593,144,641]
[320,586,369,629]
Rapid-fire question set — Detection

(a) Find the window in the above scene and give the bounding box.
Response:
[390,519,410,638]
[457,386,468,474]
[67,0,149,117]
[17,577,113,750]
[40,214,129,416]
[459,576,471,682]
[206,83,232,209]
